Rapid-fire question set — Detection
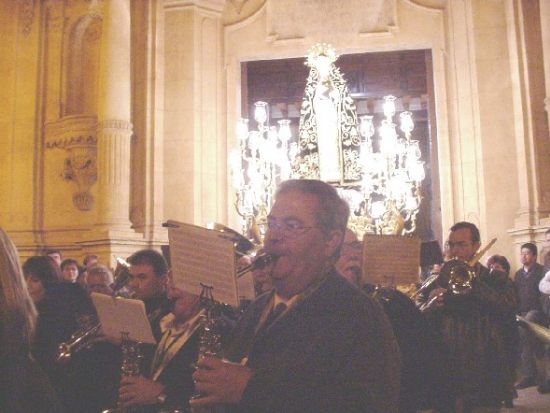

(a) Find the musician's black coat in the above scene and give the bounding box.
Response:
[154,330,200,410]
[224,270,401,413]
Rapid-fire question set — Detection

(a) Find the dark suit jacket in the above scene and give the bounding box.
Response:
[224,270,401,413]
[156,330,199,409]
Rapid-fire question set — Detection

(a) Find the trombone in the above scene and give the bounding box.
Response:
[416,238,497,310]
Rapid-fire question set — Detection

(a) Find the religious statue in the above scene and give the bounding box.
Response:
[295,44,362,185]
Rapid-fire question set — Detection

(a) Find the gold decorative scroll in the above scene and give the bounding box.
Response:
[362,234,420,287]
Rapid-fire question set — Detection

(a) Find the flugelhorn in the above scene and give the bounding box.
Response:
[56,257,133,364]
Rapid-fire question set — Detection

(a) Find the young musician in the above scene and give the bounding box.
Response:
[420,222,518,412]
[127,249,172,342]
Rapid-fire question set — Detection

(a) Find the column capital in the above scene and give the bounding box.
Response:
[97,119,133,132]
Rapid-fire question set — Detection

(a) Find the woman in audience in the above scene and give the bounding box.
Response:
[23,255,95,411]
[0,228,63,412]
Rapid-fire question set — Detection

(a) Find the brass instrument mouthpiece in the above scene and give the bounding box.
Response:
[236,253,275,278]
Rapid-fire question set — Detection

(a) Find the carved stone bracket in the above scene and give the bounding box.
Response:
[45,115,98,211]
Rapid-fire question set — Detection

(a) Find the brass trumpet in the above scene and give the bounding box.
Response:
[56,257,132,364]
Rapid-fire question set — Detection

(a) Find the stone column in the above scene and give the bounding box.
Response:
[96,0,134,234]
[163,0,227,226]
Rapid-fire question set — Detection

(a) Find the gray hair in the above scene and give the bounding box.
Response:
[86,264,114,285]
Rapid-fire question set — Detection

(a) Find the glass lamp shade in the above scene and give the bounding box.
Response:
[237,118,249,141]
[383,95,396,119]
[399,111,414,134]
[278,119,292,142]
[254,101,268,124]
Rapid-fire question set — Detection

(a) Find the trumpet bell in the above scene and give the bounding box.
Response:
[208,223,255,255]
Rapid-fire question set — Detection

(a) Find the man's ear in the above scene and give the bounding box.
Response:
[325,229,344,257]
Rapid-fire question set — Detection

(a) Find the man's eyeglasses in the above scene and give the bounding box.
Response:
[264,218,319,238]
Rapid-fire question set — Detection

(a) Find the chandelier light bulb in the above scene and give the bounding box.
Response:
[278,119,292,142]
[399,111,414,135]
[383,95,396,119]
[254,101,268,125]
[360,115,375,139]
[237,118,249,141]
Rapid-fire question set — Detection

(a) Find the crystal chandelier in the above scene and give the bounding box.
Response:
[343,95,425,236]
[231,44,425,240]
[230,101,297,242]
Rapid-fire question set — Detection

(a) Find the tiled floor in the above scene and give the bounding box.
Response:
[502,386,550,412]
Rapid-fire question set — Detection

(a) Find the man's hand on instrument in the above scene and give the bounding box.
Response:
[191,357,253,406]
[424,287,447,310]
[118,375,165,407]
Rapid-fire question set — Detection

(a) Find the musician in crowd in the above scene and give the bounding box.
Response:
[420,222,518,412]
[86,263,114,296]
[336,230,450,412]
[78,253,100,286]
[335,228,363,286]
[191,179,401,413]
[0,229,63,412]
[44,248,63,267]
[116,281,201,412]
[127,249,172,342]
[23,255,96,411]
[60,258,80,283]
[514,242,548,392]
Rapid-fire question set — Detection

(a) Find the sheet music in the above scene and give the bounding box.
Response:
[91,293,156,344]
[166,220,239,307]
[236,270,256,301]
[362,234,421,286]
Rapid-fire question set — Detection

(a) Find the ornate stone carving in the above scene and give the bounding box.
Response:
[266,0,396,42]
[229,0,248,14]
[19,0,35,36]
[45,116,98,211]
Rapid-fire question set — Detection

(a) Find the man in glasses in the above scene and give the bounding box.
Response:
[420,222,518,412]
[191,179,400,413]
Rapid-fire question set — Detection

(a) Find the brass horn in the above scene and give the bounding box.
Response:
[417,238,497,310]
[56,256,132,364]
[444,237,497,295]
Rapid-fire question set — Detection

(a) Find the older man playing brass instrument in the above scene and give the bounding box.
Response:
[191,179,401,413]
